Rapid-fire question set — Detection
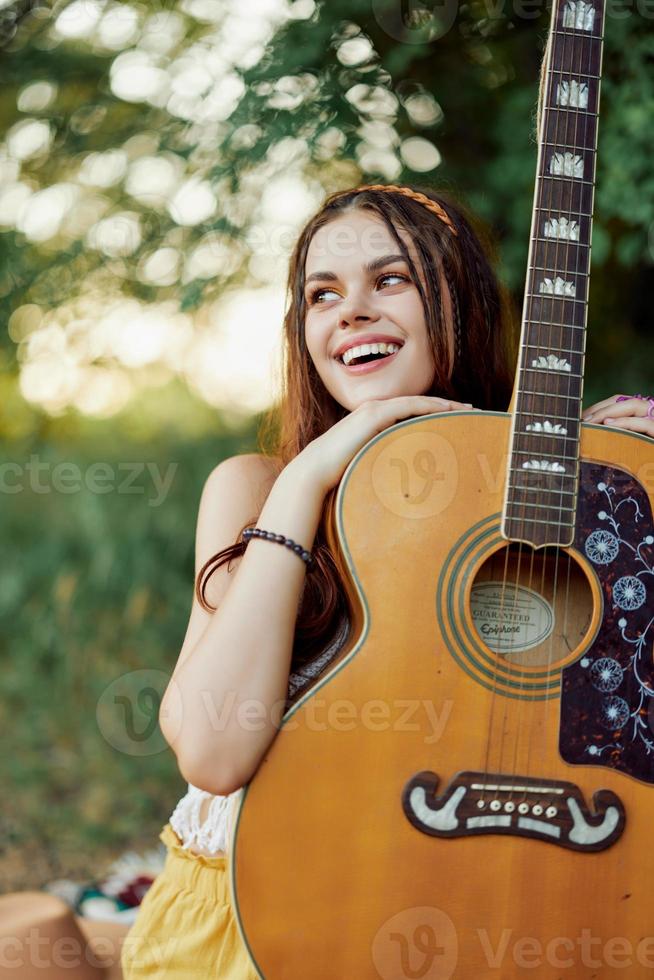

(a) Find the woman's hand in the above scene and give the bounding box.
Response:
[582,394,654,437]
[292,395,478,495]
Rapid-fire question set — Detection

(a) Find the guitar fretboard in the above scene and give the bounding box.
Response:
[502,0,606,548]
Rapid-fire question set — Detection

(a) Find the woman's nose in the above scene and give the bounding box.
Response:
[338,294,380,326]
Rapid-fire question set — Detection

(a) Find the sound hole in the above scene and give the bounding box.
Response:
[470,543,594,668]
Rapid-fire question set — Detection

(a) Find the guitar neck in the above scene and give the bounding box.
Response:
[503,0,607,548]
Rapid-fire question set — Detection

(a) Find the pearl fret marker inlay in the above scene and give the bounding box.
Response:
[562,0,596,31]
[522,460,567,473]
[526,421,569,435]
[550,152,585,179]
[556,80,589,109]
[544,217,580,240]
[531,354,572,372]
[539,277,577,297]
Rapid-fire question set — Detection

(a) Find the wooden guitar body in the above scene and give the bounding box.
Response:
[230,411,654,979]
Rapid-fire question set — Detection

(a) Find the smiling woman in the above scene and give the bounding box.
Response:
[116,182,519,980]
[304,221,438,406]
[299,187,515,419]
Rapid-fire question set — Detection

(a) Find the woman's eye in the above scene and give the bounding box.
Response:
[308,273,407,304]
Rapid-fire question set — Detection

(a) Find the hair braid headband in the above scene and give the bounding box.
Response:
[330,183,458,237]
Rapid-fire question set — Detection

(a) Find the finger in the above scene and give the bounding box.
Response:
[582,394,628,419]
[584,398,649,425]
[603,417,654,437]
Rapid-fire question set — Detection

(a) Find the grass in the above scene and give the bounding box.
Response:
[0,418,259,892]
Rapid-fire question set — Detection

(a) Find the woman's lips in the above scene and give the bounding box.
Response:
[337,348,401,374]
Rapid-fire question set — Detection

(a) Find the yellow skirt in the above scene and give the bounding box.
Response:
[121,822,259,979]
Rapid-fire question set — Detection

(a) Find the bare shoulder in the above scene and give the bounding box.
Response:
[203,452,282,512]
[196,453,283,570]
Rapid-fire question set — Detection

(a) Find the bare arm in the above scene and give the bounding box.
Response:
[160,395,474,796]
[159,454,325,796]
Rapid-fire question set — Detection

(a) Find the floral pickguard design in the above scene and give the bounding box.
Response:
[560,462,654,782]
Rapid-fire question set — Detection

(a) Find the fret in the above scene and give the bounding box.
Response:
[513,447,580,463]
[542,105,597,120]
[527,291,586,306]
[550,68,601,81]
[539,172,595,188]
[504,516,575,529]
[524,316,586,332]
[508,482,577,496]
[509,467,577,483]
[505,500,577,514]
[551,29,604,41]
[535,205,593,220]
[522,342,584,357]
[533,235,586,248]
[531,264,588,281]
[543,136,596,155]
[520,429,580,443]
[517,411,581,424]
[518,389,582,400]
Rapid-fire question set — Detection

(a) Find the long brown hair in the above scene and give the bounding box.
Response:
[195,184,517,674]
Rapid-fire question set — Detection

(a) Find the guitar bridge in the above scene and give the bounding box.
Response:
[402,770,625,852]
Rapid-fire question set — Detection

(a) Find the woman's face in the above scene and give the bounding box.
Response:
[303,210,444,412]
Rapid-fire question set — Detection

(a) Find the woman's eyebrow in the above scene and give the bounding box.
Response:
[305,253,407,287]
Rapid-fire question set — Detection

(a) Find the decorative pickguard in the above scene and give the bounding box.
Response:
[403,770,625,852]
[561,462,654,782]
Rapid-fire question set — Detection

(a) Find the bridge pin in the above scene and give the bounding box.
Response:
[504,801,515,812]
[518,803,530,815]
[532,804,544,816]
[476,799,485,809]
[490,799,502,811]
[546,806,557,818]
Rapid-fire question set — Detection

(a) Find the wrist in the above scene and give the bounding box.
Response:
[280,452,330,502]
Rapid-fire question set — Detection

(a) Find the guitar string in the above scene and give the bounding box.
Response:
[530,0,568,806]
[481,16,557,803]
[479,528,513,806]
[509,0,586,802]
[504,0,567,800]
[550,0,599,796]
[561,0,598,781]
[514,4,565,797]
[536,0,580,813]
[506,19,559,800]
[536,0,593,817]
[481,0,591,804]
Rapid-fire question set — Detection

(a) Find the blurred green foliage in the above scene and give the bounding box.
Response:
[0,0,652,388]
[0,411,261,889]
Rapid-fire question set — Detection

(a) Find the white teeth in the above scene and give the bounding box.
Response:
[341,341,401,366]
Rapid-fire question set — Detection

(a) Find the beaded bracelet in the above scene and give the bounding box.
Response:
[242,526,316,570]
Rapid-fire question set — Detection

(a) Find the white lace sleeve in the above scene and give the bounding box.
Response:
[168,784,236,854]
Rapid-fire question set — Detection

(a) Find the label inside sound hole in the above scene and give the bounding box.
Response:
[470,582,555,653]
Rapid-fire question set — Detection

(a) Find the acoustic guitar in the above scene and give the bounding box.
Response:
[230,0,654,975]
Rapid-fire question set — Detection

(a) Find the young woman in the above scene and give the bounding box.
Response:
[117,182,649,979]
